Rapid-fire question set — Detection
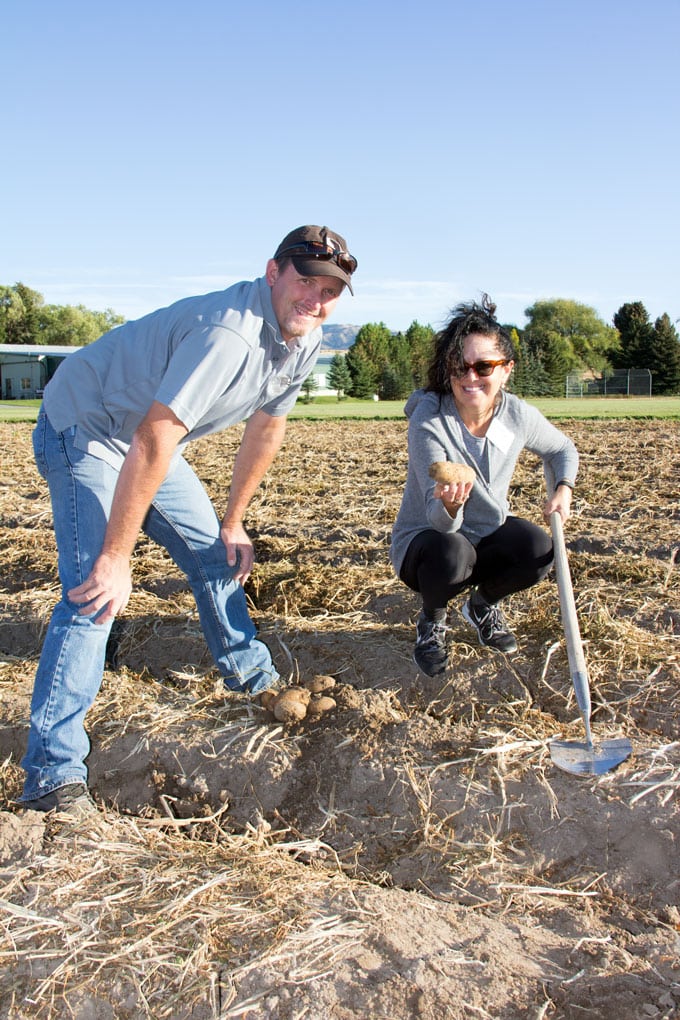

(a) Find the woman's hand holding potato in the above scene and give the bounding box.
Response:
[428,462,475,517]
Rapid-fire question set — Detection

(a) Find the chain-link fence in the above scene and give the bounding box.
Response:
[565,369,652,397]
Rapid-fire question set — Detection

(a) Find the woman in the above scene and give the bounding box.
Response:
[390,296,578,677]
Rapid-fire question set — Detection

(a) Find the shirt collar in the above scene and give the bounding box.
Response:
[256,276,283,345]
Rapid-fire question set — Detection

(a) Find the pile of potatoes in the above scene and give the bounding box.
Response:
[260,675,337,725]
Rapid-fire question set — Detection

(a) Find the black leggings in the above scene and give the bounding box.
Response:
[399,516,554,614]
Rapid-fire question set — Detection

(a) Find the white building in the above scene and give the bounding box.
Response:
[308,352,343,395]
[0,344,80,399]
[0,345,351,401]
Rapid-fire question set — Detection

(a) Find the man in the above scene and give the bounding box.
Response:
[20,225,357,816]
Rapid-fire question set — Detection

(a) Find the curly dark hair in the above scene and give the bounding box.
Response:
[426,294,514,394]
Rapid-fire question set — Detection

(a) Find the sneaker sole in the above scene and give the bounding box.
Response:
[412,650,448,678]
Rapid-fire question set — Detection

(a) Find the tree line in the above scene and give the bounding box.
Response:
[327,299,680,399]
[2,283,679,397]
[0,283,124,348]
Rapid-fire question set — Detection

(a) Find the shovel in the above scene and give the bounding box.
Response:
[549,510,633,776]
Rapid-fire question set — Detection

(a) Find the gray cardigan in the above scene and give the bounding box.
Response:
[389,389,579,574]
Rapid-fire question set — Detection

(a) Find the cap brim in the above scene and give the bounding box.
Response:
[290,256,353,296]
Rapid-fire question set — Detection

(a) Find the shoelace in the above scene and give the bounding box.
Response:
[418,621,448,648]
[479,604,506,638]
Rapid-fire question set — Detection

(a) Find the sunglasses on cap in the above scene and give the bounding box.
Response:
[450,359,509,378]
[276,239,358,276]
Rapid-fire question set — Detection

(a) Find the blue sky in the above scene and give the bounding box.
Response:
[3,0,678,333]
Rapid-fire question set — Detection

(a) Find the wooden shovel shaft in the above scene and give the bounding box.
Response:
[549,511,593,744]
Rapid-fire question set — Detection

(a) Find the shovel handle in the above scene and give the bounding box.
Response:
[550,511,593,739]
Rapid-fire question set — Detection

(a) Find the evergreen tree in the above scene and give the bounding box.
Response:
[612,302,654,369]
[300,374,318,402]
[345,347,376,398]
[380,365,405,400]
[379,332,413,399]
[326,353,352,400]
[520,327,572,396]
[508,330,552,397]
[348,322,392,393]
[650,313,680,394]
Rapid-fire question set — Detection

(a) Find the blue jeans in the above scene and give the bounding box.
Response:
[21,411,279,801]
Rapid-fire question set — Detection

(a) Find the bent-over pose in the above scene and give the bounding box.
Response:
[21,225,357,815]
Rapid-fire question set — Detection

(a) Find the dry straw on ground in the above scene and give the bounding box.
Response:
[0,417,678,1019]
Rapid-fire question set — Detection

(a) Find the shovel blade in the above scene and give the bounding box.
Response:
[550,737,633,776]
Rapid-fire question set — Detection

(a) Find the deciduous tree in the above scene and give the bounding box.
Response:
[523,299,618,395]
[0,283,124,346]
[0,283,44,344]
[404,321,435,389]
[38,304,124,346]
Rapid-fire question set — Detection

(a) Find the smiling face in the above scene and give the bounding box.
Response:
[450,333,514,424]
[266,259,344,343]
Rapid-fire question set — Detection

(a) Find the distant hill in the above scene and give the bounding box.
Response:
[320,323,360,351]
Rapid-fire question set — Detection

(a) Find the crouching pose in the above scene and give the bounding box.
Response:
[390,295,578,677]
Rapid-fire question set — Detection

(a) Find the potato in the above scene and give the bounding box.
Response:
[273,687,310,724]
[306,695,337,721]
[302,674,337,694]
[428,461,475,486]
[259,690,277,712]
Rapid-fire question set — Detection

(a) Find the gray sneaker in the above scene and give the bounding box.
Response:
[413,612,449,677]
[462,595,518,654]
[23,783,98,818]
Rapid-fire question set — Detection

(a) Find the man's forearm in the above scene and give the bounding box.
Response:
[223,411,287,525]
[101,402,188,561]
[101,447,172,561]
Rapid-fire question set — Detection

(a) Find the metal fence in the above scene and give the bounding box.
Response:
[565,369,652,397]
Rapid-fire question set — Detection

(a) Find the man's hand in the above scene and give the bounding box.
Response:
[68,401,188,625]
[220,520,254,584]
[219,410,287,585]
[68,551,133,624]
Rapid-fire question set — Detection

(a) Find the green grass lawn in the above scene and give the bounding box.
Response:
[291,395,680,420]
[2,395,679,424]
[0,399,43,422]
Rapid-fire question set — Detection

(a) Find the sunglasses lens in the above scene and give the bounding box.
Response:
[452,360,506,378]
[336,253,358,274]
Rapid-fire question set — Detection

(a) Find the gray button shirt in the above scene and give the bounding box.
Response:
[43,276,321,468]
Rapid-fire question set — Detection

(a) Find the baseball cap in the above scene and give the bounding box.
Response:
[273,225,357,295]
